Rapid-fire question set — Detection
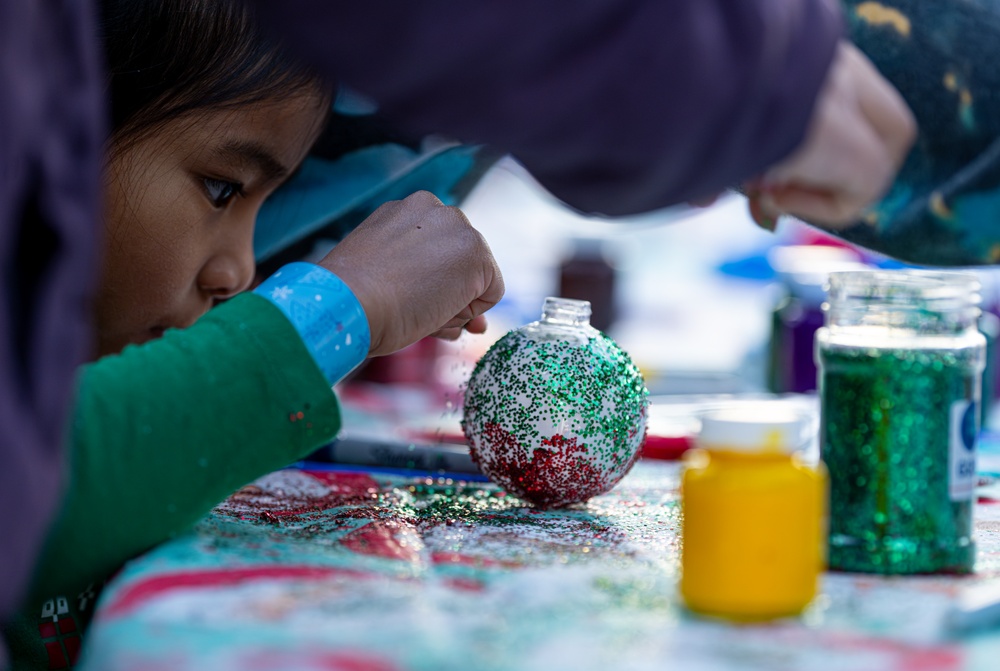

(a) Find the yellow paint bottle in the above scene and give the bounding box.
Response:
[680,406,827,620]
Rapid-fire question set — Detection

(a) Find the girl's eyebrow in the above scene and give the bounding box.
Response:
[214,140,288,183]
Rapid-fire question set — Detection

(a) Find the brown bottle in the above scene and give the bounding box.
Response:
[557,237,616,332]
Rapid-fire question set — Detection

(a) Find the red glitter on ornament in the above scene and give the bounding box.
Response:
[469,423,620,508]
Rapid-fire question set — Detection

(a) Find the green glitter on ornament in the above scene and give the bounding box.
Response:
[462,298,648,507]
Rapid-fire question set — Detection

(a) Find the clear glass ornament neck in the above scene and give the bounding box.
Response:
[540,297,592,327]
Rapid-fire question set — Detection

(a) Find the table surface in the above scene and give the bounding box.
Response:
[77,455,1000,671]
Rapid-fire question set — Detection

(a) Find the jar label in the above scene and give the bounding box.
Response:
[949,399,978,501]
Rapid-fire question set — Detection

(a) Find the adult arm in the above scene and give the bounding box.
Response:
[252,0,843,215]
[0,0,104,643]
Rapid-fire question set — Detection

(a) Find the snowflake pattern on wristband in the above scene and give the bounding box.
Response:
[256,262,370,384]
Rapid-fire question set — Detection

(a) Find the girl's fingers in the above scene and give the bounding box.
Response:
[464,314,488,334]
[431,326,465,341]
[428,313,490,343]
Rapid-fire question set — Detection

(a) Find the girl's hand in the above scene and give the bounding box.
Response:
[318,191,504,357]
[746,41,916,229]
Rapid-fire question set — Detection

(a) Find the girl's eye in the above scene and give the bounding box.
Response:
[203,178,243,207]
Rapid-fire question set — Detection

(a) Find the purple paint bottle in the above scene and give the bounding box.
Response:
[767,246,868,394]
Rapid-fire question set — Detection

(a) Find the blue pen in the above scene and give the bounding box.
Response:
[308,433,486,478]
[944,583,1000,635]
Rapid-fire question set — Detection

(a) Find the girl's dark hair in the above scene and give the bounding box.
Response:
[100,0,328,145]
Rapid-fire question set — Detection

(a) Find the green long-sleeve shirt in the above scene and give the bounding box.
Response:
[5,293,342,670]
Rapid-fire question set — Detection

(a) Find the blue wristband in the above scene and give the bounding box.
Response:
[254,262,371,385]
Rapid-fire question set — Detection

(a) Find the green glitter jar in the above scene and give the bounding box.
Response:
[817,270,985,574]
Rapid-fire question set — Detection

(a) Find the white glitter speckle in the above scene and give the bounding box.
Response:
[345,333,352,346]
[315,294,322,301]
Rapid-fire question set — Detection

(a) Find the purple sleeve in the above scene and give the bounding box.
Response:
[0,0,104,639]
[252,0,842,215]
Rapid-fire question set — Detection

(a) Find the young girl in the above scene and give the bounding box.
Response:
[4,0,502,667]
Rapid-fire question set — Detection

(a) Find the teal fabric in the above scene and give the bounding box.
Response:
[49,460,1000,670]
[255,144,491,262]
[829,0,1000,265]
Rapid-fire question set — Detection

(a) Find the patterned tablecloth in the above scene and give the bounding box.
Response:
[78,458,1000,671]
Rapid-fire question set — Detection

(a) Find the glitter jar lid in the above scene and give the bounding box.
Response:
[697,406,809,454]
[824,269,981,337]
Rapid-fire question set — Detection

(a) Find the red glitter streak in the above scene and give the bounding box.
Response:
[258,511,281,525]
[443,577,486,592]
[821,632,962,671]
[304,470,381,494]
[339,520,421,562]
[431,551,521,569]
[246,650,402,671]
[219,471,382,519]
[313,653,401,671]
[103,566,374,618]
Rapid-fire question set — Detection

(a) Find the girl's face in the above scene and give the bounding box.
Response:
[98,92,328,357]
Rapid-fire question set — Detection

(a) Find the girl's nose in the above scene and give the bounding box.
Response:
[198,235,255,300]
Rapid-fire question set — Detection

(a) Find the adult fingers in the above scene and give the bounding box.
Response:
[844,43,917,172]
[746,191,782,231]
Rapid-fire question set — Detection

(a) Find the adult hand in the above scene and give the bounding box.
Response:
[318,191,504,357]
[746,41,916,229]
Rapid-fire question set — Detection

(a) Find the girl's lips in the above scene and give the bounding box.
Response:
[149,315,199,339]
